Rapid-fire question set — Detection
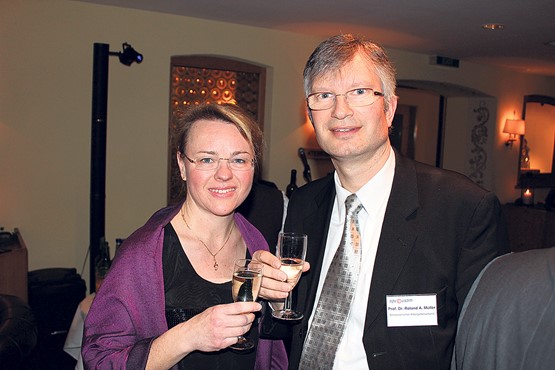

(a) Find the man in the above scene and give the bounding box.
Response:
[256,34,509,370]
[452,247,555,370]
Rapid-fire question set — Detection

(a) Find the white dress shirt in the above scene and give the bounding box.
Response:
[307,146,395,369]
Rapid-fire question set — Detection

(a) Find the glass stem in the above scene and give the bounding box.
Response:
[284,291,292,312]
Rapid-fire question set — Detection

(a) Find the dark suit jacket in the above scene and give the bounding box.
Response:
[237,180,284,252]
[452,247,555,370]
[271,150,509,370]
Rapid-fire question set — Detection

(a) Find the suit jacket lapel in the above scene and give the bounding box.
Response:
[364,151,419,330]
[296,176,335,316]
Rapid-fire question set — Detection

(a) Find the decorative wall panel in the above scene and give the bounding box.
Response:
[167,56,266,205]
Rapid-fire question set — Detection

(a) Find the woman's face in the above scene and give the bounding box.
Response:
[178,119,255,218]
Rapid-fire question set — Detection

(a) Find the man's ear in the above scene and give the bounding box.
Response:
[385,95,398,128]
[307,108,314,126]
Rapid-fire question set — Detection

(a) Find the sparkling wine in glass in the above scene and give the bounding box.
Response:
[230,258,263,350]
[272,232,307,321]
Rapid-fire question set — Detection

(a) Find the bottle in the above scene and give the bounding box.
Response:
[95,237,112,291]
[286,169,298,198]
[115,238,124,253]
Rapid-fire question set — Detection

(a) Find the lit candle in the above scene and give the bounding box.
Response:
[522,189,533,205]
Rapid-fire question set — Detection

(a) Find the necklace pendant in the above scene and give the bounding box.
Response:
[181,208,234,274]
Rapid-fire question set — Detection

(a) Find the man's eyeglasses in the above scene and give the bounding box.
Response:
[307,87,384,111]
[183,153,254,171]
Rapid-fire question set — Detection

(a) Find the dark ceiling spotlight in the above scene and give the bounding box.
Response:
[110,42,143,66]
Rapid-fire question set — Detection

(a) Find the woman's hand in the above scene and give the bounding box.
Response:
[185,301,262,352]
[252,250,310,300]
[147,301,261,369]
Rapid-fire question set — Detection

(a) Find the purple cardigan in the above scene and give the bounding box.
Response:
[82,203,287,369]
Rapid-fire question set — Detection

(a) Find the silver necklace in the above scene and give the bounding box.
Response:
[181,208,234,271]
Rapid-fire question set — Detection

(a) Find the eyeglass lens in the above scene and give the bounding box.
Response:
[307,87,383,110]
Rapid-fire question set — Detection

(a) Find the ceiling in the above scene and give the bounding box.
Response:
[78,0,555,77]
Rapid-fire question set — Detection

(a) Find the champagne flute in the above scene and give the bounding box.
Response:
[272,232,307,321]
[230,258,263,350]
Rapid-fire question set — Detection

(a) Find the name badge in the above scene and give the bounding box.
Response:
[386,294,438,327]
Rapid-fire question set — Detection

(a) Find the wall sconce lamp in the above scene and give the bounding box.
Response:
[503,113,525,148]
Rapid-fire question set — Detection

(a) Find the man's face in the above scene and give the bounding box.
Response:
[309,52,397,164]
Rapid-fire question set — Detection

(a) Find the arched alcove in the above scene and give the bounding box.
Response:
[167,55,267,205]
[396,80,495,189]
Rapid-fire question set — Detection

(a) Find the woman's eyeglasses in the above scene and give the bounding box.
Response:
[183,154,254,171]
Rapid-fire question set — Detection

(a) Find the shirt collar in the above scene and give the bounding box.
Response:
[334,146,395,220]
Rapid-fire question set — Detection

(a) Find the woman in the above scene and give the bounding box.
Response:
[82,103,287,369]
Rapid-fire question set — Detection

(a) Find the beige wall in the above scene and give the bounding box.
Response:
[2,0,555,288]
[396,87,441,166]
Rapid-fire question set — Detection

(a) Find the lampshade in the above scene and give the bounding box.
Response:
[503,119,526,135]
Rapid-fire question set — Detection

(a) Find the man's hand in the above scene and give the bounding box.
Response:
[252,250,310,300]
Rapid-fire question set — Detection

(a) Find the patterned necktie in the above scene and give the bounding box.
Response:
[299,194,364,369]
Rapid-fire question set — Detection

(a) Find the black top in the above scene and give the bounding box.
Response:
[162,223,258,369]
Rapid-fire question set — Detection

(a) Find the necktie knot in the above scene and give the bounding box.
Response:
[345,193,363,217]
